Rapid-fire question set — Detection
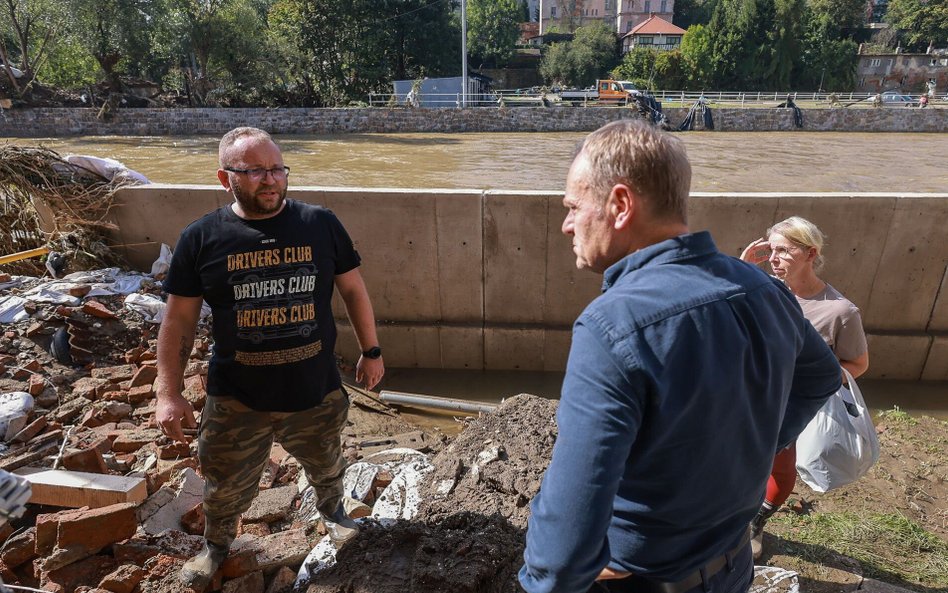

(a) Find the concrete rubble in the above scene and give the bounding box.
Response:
[0,266,446,593]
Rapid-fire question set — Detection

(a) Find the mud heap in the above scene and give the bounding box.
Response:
[308,394,558,593]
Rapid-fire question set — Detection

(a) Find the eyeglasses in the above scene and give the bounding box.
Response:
[770,245,801,259]
[224,166,290,181]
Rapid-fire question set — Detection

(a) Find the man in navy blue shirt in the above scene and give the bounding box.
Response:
[519,120,841,593]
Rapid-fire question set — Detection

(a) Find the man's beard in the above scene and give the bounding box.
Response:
[232,180,286,216]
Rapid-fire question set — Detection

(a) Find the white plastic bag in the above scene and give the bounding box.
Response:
[795,369,879,492]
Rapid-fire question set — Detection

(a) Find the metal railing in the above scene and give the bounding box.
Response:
[369,89,938,108]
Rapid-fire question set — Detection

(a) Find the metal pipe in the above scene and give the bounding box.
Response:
[379,390,498,414]
[0,246,48,266]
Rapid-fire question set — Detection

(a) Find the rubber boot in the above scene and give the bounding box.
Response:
[750,501,778,561]
[179,541,229,592]
[322,502,359,547]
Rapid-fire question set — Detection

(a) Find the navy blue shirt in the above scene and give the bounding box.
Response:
[520,232,840,593]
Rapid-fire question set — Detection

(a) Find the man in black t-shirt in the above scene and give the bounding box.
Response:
[156,127,384,592]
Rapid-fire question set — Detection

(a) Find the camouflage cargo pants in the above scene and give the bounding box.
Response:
[197,388,349,547]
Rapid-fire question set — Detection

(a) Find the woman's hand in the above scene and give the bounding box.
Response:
[740,238,771,265]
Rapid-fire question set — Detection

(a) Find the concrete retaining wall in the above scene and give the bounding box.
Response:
[2,106,947,136]
[109,187,948,381]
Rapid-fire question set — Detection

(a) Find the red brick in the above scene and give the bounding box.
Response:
[129,365,157,388]
[62,447,109,474]
[40,554,116,593]
[36,503,138,557]
[10,415,47,443]
[223,570,264,593]
[25,322,44,338]
[124,346,145,364]
[97,563,145,593]
[238,522,270,538]
[180,502,205,536]
[138,351,157,363]
[28,373,46,396]
[68,285,92,298]
[72,377,108,400]
[0,527,36,568]
[111,429,162,453]
[81,300,117,319]
[11,359,40,380]
[0,273,10,282]
[126,383,154,405]
[158,441,191,460]
[91,365,136,383]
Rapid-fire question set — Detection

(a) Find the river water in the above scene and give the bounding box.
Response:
[6,131,948,191]
[6,131,947,426]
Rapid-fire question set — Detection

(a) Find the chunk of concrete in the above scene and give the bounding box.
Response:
[242,484,297,524]
[0,391,33,441]
[140,467,204,535]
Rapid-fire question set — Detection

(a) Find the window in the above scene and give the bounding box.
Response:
[669,36,681,45]
[605,0,612,10]
[644,0,651,11]
[627,21,634,31]
[639,36,654,45]
[550,5,556,17]
[661,0,667,11]
[869,58,881,67]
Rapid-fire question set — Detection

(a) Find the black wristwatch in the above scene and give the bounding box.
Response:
[362,346,382,359]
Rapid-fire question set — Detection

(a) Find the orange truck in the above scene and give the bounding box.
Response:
[558,79,638,104]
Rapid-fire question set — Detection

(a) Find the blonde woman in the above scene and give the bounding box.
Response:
[740,216,869,559]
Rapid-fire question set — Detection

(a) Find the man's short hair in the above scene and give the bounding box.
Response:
[578,120,691,223]
[219,127,275,168]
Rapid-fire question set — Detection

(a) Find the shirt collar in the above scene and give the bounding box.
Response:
[602,231,719,292]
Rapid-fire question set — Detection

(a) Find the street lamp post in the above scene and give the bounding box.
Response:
[461,0,468,108]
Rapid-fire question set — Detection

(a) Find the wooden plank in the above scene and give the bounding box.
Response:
[13,467,147,509]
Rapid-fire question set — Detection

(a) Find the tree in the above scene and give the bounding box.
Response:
[673,0,716,29]
[67,0,158,92]
[0,0,64,96]
[467,0,522,68]
[611,47,658,89]
[886,0,948,49]
[759,0,805,90]
[806,0,867,31]
[539,22,618,86]
[679,23,715,88]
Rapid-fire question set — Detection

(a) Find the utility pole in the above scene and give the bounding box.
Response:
[539,0,544,36]
[461,0,468,108]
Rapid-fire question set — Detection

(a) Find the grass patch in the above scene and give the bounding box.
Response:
[877,406,918,427]
[772,511,948,588]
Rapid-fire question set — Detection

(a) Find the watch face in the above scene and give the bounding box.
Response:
[363,347,382,359]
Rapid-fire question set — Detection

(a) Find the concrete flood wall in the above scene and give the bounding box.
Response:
[109,186,948,381]
[2,106,947,136]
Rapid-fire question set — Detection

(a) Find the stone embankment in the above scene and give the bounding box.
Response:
[1,105,946,137]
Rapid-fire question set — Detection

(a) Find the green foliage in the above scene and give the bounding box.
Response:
[612,47,658,88]
[467,0,522,67]
[36,35,99,89]
[539,22,618,87]
[806,0,867,30]
[673,0,716,29]
[797,10,857,91]
[66,0,160,85]
[886,0,948,49]
[0,0,66,93]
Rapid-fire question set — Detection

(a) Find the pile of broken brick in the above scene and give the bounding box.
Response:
[0,268,444,593]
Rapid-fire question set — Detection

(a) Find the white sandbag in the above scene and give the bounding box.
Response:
[0,296,29,323]
[795,369,880,492]
[0,392,34,442]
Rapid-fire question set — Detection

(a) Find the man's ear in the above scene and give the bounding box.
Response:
[609,184,635,230]
[217,169,232,190]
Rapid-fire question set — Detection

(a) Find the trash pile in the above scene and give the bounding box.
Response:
[0,262,446,593]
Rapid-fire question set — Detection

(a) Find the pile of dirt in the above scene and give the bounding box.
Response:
[309,394,558,593]
[417,393,558,529]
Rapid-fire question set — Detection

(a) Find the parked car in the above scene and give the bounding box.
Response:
[876,91,918,107]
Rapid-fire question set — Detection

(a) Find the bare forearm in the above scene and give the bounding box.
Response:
[344,289,379,350]
[156,317,196,400]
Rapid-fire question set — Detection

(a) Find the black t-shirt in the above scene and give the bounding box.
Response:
[163,199,361,411]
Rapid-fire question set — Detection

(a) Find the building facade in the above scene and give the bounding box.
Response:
[856,51,948,93]
[538,0,675,34]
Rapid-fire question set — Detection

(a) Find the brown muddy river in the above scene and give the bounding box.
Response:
[6,131,948,191]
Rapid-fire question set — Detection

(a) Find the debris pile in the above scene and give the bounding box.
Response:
[0,145,134,276]
[0,265,448,593]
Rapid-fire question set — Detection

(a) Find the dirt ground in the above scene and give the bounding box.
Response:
[309,396,948,593]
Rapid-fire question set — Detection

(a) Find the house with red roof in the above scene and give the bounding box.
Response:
[620,13,686,54]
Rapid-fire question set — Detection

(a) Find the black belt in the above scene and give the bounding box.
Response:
[606,530,751,593]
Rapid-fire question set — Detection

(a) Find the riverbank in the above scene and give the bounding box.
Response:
[1,106,947,137]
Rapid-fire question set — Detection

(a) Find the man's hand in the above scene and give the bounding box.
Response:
[740,237,771,265]
[596,567,632,581]
[356,355,384,390]
[156,393,198,444]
